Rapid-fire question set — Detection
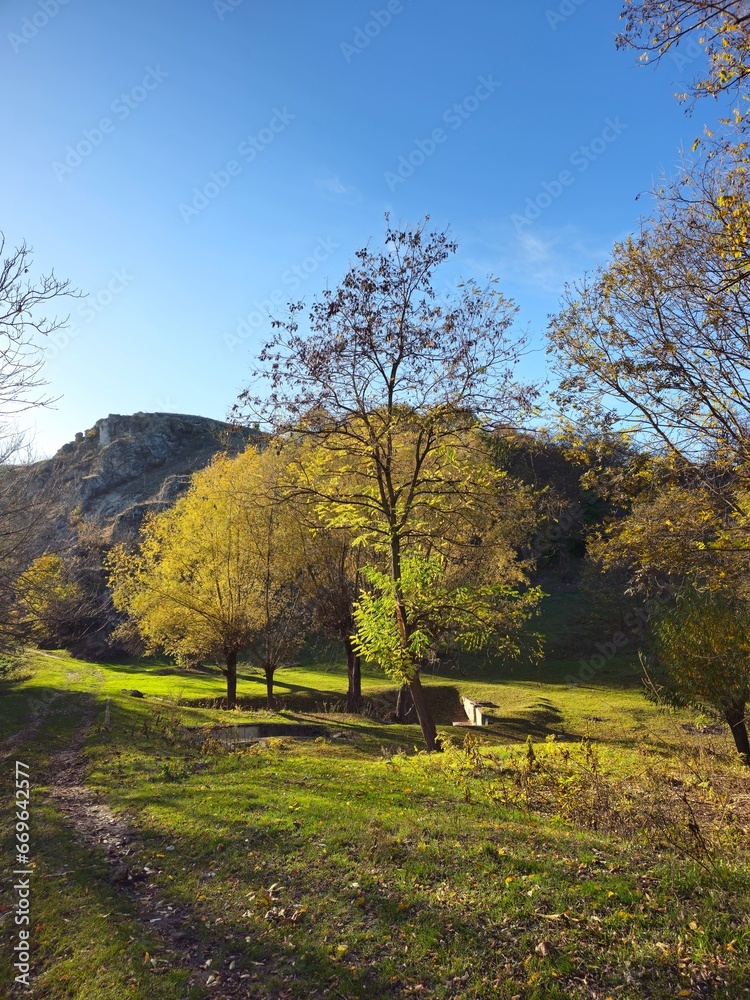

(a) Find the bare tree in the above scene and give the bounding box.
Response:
[549,151,750,468]
[235,218,538,751]
[0,234,78,419]
[0,235,78,647]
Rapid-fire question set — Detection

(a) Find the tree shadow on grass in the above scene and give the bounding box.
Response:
[427,654,646,691]
[180,690,467,757]
[0,683,102,758]
[93,659,228,679]
[483,698,574,742]
[86,760,696,1000]
[69,696,745,998]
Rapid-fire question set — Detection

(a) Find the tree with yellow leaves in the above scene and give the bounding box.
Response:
[650,585,750,765]
[13,552,88,647]
[279,419,542,746]
[590,474,750,590]
[108,447,307,710]
[292,516,365,713]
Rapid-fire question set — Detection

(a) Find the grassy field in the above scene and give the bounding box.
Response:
[1,630,750,998]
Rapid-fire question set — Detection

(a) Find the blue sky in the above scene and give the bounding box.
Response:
[1,0,710,455]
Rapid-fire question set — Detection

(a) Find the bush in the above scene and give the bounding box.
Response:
[411,732,750,870]
[0,652,32,684]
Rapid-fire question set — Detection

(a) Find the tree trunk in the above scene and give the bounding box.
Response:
[395,683,414,723]
[265,665,276,711]
[225,649,238,710]
[724,702,750,766]
[345,638,362,714]
[409,673,441,752]
[388,534,439,749]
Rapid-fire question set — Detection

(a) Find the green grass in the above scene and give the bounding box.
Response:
[1,641,749,998]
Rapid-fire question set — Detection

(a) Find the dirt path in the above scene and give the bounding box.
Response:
[44,707,263,999]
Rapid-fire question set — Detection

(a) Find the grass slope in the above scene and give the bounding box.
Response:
[1,641,749,998]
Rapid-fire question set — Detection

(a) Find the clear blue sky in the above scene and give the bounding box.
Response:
[1,0,709,455]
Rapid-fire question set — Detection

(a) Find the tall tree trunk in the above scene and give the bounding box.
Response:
[344,637,362,714]
[409,674,440,752]
[395,683,414,723]
[265,665,276,711]
[724,701,750,766]
[388,534,439,749]
[225,649,238,710]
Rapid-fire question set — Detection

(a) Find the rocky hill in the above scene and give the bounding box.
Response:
[20,411,258,550]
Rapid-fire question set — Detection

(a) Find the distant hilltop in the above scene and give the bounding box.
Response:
[26,411,259,548]
[55,411,254,455]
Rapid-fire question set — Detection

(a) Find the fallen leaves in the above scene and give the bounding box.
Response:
[534,939,557,958]
[263,906,306,925]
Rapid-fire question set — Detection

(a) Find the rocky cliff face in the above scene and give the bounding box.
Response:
[26,411,258,548]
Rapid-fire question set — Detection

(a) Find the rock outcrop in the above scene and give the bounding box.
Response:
[23,411,258,549]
